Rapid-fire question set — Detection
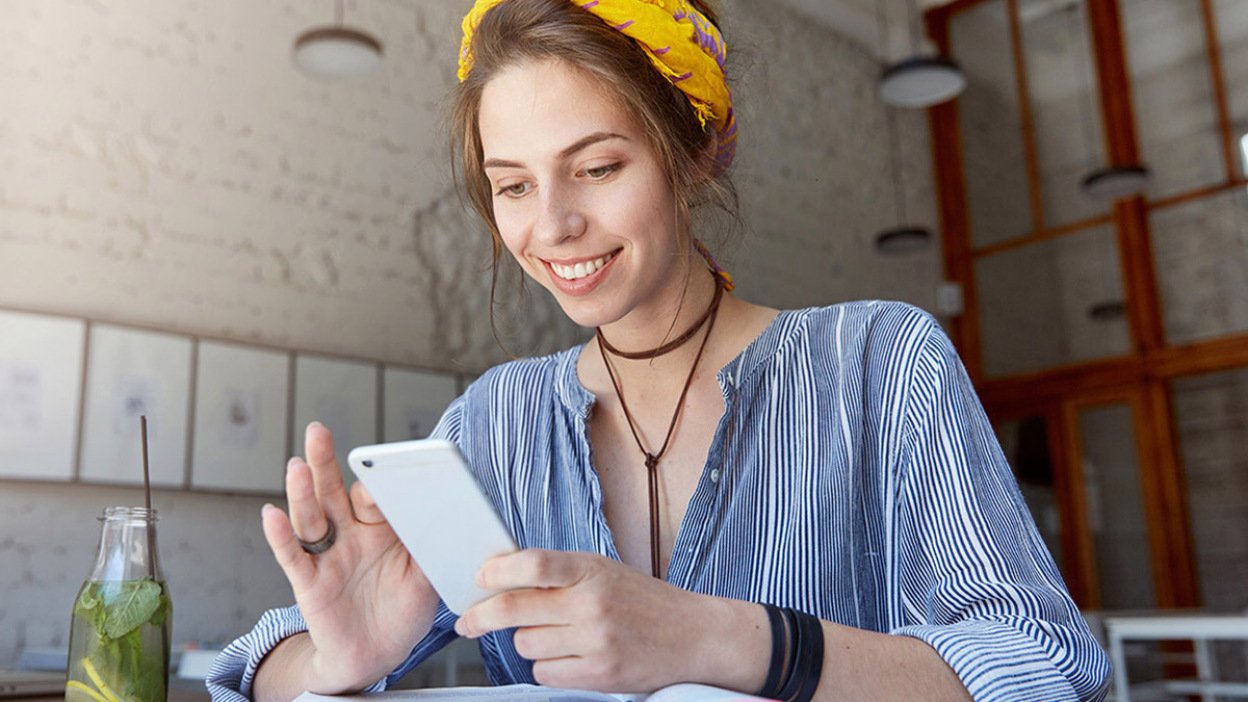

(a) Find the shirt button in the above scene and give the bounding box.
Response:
[710,468,721,483]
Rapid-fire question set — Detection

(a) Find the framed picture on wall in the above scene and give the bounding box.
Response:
[292,354,378,487]
[382,366,460,442]
[191,341,290,493]
[79,324,193,487]
[0,310,85,481]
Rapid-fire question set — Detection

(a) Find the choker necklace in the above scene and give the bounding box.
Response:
[595,276,725,578]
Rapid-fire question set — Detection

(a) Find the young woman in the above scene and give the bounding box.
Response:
[208,1,1110,700]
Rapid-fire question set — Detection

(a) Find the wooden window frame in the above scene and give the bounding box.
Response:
[925,0,1247,609]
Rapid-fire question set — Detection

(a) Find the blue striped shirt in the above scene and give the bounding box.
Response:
[207,301,1110,701]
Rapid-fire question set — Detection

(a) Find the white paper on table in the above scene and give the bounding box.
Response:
[297,682,771,702]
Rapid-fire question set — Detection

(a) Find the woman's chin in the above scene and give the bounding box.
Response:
[554,299,618,330]
[536,286,622,329]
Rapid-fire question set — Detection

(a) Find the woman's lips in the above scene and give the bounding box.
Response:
[543,250,620,296]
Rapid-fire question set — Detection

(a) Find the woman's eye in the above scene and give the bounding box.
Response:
[496,182,532,197]
[584,163,619,180]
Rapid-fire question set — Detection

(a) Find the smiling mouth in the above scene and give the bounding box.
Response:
[546,250,619,281]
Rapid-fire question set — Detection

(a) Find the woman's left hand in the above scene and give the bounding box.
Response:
[454,549,749,693]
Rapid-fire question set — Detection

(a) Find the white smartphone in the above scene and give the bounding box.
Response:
[347,438,518,614]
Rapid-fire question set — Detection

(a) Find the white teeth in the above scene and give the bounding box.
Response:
[550,252,615,281]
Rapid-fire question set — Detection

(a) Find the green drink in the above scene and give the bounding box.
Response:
[66,509,172,702]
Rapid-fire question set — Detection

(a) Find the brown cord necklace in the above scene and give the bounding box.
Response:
[595,276,725,578]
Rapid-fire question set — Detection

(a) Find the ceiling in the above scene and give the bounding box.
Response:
[773,0,953,60]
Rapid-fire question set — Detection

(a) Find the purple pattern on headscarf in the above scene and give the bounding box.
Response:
[693,238,730,283]
[566,0,735,174]
[688,14,726,69]
[713,108,736,175]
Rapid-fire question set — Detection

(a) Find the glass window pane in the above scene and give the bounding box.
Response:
[976,226,1131,377]
[1171,369,1248,612]
[1214,0,1248,178]
[1020,0,1110,228]
[951,0,1035,248]
[1123,0,1226,199]
[1077,403,1155,609]
[1171,368,1248,681]
[996,416,1064,571]
[1150,188,1248,344]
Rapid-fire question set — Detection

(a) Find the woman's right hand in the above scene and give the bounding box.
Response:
[258,422,441,695]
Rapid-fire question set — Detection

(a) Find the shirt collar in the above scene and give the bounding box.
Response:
[553,308,806,415]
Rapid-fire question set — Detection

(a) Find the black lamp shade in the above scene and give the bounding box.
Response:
[1087,300,1127,322]
[875,225,933,254]
[1080,165,1151,200]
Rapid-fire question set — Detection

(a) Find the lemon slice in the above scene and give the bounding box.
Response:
[80,658,126,702]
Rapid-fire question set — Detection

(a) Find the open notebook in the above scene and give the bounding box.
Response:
[297,683,772,702]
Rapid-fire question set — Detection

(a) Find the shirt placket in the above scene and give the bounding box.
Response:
[666,370,739,590]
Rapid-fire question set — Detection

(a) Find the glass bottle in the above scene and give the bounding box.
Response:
[66,507,172,702]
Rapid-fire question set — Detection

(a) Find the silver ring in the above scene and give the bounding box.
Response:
[298,520,336,555]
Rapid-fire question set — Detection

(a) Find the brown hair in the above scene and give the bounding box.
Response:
[449,0,738,346]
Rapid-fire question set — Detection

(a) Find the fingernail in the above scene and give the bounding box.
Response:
[286,457,299,472]
[309,421,325,430]
[454,619,470,638]
[261,503,274,518]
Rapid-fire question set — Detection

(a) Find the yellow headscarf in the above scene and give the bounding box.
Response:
[457,0,737,174]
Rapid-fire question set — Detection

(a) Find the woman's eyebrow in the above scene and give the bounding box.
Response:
[483,131,628,171]
[558,131,627,160]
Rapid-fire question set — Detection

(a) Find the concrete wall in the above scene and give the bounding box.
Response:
[0,0,942,666]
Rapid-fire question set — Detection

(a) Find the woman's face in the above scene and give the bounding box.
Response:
[478,58,690,330]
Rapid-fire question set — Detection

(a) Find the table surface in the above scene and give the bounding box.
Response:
[10,678,211,702]
[1104,614,1248,639]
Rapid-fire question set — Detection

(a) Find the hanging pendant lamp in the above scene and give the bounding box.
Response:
[879,56,968,109]
[1057,4,1148,201]
[877,0,966,109]
[872,0,933,254]
[1086,300,1126,323]
[876,224,933,254]
[1080,165,1151,200]
[874,103,933,254]
[294,0,384,79]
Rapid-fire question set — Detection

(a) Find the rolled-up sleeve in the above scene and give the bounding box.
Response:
[206,397,469,702]
[206,604,460,702]
[888,321,1110,701]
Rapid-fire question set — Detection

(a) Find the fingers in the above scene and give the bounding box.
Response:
[511,625,579,662]
[349,480,385,524]
[303,422,353,523]
[261,504,315,590]
[476,549,588,591]
[530,657,604,692]
[456,586,571,639]
[286,457,331,543]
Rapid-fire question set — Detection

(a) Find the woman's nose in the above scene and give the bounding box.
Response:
[533,184,587,246]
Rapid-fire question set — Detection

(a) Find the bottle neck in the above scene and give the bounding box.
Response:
[88,507,164,583]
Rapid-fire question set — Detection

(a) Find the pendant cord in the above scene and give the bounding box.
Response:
[595,277,724,578]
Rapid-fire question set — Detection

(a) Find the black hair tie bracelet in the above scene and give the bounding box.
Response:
[758,604,824,702]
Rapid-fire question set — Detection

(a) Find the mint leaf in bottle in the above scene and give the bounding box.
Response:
[102,579,162,640]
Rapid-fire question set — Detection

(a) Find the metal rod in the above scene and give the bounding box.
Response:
[141,416,152,510]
